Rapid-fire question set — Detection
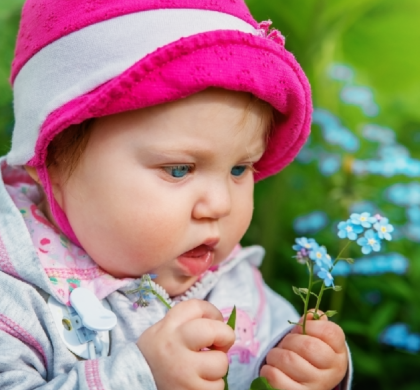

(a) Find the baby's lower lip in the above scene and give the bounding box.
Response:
[177,245,215,276]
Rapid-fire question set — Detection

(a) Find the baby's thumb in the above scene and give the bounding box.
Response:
[291,309,327,334]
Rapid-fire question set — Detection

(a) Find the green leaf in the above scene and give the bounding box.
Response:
[292,286,306,303]
[332,285,343,291]
[226,306,236,330]
[298,287,309,294]
[288,320,302,326]
[249,377,277,390]
[325,310,338,318]
[224,372,229,390]
[223,306,237,390]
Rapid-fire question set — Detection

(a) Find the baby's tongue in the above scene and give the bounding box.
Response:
[177,245,214,276]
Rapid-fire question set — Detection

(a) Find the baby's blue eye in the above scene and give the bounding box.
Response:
[231,165,247,177]
[164,165,191,178]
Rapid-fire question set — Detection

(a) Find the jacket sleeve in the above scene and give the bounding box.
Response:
[253,282,353,390]
[0,273,158,390]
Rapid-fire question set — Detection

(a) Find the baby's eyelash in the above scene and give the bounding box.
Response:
[162,165,193,178]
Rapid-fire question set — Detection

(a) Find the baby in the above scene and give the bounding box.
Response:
[0,1,349,389]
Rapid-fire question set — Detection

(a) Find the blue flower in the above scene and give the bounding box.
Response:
[350,212,377,228]
[309,245,332,269]
[318,154,342,176]
[357,229,381,254]
[350,201,378,216]
[292,237,318,251]
[293,212,328,235]
[373,217,394,241]
[362,124,395,145]
[317,268,334,287]
[406,206,420,223]
[337,220,363,240]
[328,63,354,82]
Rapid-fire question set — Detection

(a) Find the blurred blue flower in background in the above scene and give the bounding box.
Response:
[350,201,378,215]
[381,324,420,353]
[332,253,408,276]
[328,63,354,82]
[364,290,382,305]
[404,223,420,243]
[378,144,409,159]
[386,182,420,207]
[340,85,379,117]
[362,124,396,144]
[312,109,360,152]
[296,144,316,164]
[293,211,328,234]
[319,153,342,176]
[406,206,420,223]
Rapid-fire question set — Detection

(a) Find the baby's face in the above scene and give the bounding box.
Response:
[50,89,266,296]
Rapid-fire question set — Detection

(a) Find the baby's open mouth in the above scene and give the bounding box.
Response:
[177,244,215,276]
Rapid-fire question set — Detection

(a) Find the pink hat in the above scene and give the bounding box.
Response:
[9,0,312,246]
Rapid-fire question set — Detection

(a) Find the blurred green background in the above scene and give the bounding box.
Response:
[1,0,420,389]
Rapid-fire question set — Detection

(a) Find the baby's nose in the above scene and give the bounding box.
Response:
[192,180,232,220]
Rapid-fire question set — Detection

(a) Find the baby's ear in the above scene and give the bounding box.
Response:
[24,165,41,184]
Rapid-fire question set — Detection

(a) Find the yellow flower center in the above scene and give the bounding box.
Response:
[368,238,376,245]
[381,226,387,232]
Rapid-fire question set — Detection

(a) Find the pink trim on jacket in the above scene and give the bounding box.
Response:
[85,359,105,390]
[0,234,20,280]
[0,314,47,367]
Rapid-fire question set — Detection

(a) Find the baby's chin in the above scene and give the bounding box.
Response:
[154,274,199,298]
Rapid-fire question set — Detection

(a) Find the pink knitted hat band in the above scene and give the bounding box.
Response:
[9,0,312,246]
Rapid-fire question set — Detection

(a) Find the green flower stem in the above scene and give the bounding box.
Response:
[333,240,351,267]
[302,261,314,335]
[313,240,350,319]
[151,291,172,310]
[147,278,172,310]
[314,283,325,316]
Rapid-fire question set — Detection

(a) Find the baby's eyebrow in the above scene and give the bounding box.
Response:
[148,145,265,161]
[146,147,215,160]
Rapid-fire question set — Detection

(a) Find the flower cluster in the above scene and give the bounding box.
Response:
[291,212,394,334]
[293,237,334,287]
[125,274,158,309]
[338,213,394,254]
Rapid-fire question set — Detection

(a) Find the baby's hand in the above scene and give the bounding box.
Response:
[137,299,235,390]
[260,311,348,390]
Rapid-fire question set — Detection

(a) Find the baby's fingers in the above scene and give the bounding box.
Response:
[196,350,230,381]
[291,311,346,354]
[167,299,224,325]
[264,347,321,385]
[278,333,335,370]
[260,363,305,390]
[180,318,235,352]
